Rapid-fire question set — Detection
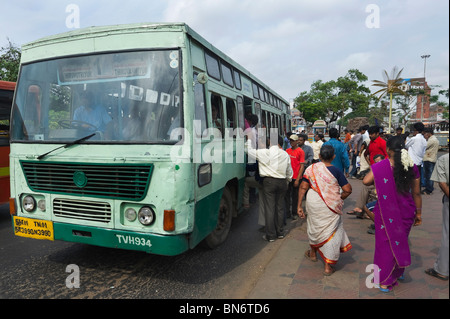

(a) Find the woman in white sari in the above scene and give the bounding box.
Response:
[297,145,352,275]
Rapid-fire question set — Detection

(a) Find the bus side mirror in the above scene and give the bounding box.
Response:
[197,73,208,84]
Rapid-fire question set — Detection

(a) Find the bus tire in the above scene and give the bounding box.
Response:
[204,187,234,249]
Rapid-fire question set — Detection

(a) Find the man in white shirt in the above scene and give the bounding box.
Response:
[426,152,449,281]
[406,122,427,180]
[311,133,324,163]
[422,127,440,194]
[246,135,293,242]
[348,127,364,178]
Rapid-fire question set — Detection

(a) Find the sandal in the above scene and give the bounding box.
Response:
[304,250,318,262]
[346,210,362,215]
[379,285,392,293]
[323,267,335,276]
[425,268,449,281]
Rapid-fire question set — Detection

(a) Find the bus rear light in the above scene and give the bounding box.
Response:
[164,210,175,231]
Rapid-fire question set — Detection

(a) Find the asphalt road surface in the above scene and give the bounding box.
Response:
[0,201,289,299]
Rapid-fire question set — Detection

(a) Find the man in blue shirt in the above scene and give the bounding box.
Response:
[74,92,112,132]
[323,128,350,175]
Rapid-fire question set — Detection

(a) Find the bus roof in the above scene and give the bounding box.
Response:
[0,80,16,91]
[21,23,288,105]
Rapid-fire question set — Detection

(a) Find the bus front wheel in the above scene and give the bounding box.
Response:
[204,187,234,249]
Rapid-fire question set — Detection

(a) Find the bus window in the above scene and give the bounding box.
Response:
[48,84,73,139]
[19,85,42,140]
[194,73,207,137]
[261,110,267,129]
[259,86,265,102]
[252,82,259,100]
[12,50,181,144]
[270,112,274,131]
[277,115,281,135]
[254,102,261,128]
[234,70,242,90]
[225,98,236,137]
[221,62,234,87]
[236,96,245,132]
[205,52,221,81]
[211,94,223,136]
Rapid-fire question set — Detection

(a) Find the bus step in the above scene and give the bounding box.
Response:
[72,230,92,238]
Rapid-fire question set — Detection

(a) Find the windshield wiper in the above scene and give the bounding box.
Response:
[37,133,96,160]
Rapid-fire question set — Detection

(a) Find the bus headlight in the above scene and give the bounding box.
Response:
[138,206,155,226]
[22,195,36,212]
[37,199,46,212]
[125,208,137,222]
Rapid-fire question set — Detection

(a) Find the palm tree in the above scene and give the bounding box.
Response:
[372,66,407,132]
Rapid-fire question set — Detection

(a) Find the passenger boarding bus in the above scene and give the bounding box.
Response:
[10,23,290,255]
[0,80,15,205]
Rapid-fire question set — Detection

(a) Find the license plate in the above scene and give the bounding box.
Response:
[13,216,54,241]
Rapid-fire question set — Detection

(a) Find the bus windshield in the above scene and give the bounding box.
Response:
[11,49,181,144]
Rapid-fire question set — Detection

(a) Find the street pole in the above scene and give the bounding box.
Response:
[420,54,430,122]
[388,92,393,133]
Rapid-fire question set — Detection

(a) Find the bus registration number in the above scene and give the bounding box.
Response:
[116,234,152,248]
[13,216,54,241]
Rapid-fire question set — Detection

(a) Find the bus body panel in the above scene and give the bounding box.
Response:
[0,146,9,204]
[10,23,289,255]
[53,222,189,256]
[0,81,15,205]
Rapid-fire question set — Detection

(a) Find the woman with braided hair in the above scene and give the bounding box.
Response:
[363,135,422,292]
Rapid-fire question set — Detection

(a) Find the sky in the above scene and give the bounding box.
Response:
[1,0,448,103]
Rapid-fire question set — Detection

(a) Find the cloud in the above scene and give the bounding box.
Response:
[0,0,448,99]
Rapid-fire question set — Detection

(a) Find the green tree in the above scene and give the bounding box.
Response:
[294,69,370,128]
[295,80,331,124]
[437,88,449,120]
[0,38,21,82]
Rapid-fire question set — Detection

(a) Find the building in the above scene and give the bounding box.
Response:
[403,77,446,128]
[290,108,306,132]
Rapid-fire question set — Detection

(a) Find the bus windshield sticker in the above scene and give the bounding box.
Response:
[58,54,151,85]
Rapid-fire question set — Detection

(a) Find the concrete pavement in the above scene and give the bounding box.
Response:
[248,173,449,299]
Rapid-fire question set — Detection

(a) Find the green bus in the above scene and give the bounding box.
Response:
[10,23,290,256]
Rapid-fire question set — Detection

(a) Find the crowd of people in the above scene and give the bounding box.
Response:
[244,116,449,293]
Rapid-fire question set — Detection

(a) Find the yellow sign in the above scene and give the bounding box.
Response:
[13,216,54,241]
[0,166,9,177]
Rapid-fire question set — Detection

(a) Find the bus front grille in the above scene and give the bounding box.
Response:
[20,161,153,201]
[53,198,111,223]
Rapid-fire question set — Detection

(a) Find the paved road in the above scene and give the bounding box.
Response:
[0,200,285,299]
[249,154,450,299]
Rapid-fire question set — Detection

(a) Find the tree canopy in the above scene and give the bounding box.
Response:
[0,39,21,82]
[294,69,371,126]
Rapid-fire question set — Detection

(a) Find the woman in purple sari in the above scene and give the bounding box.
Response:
[363,136,422,292]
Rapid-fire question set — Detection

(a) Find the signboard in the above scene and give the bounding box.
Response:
[400,77,426,92]
[58,54,150,84]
